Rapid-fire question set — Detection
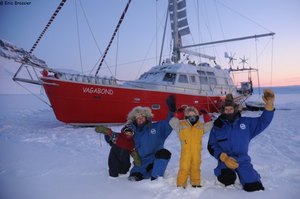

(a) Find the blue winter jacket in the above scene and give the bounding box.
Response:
[208,110,274,163]
[129,111,173,179]
[132,112,173,159]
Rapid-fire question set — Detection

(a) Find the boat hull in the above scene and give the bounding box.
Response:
[42,77,223,125]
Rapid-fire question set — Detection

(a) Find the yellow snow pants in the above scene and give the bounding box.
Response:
[177,120,204,187]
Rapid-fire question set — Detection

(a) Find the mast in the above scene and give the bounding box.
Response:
[169,0,190,63]
[159,6,169,65]
[170,0,179,63]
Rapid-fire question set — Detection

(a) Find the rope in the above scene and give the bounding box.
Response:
[29,0,67,54]
[75,0,83,73]
[270,36,274,86]
[255,40,261,95]
[16,81,52,108]
[115,31,119,77]
[95,0,132,76]
[76,0,109,75]
[215,0,272,33]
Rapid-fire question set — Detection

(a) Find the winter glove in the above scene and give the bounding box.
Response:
[220,152,239,170]
[166,95,176,113]
[263,89,275,111]
[95,125,112,136]
[131,150,141,166]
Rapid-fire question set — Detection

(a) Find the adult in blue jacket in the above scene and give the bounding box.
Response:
[207,89,275,192]
[127,95,176,181]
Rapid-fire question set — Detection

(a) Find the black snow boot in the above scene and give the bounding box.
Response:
[243,181,265,192]
[217,169,237,186]
[128,172,144,181]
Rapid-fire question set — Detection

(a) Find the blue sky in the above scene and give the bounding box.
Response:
[1,0,300,86]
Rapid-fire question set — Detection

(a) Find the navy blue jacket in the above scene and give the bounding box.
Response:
[208,110,274,163]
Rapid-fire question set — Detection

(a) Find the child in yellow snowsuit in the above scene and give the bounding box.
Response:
[170,106,213,188]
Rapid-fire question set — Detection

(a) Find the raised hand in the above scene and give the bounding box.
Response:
[262,89,275,111]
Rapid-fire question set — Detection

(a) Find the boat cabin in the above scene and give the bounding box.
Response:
[123,62,237,96]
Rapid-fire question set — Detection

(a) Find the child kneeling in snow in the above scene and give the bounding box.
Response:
[95,124,141,177]
[169,106,213,188]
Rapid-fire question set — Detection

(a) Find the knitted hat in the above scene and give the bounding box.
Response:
[224,94,236,107]
[121,124,134,133]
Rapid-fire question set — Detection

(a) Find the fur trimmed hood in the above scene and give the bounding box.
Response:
[127,106,153,124]
[184,106,199,116]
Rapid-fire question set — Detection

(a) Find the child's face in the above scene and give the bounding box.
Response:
[125,131,134,137]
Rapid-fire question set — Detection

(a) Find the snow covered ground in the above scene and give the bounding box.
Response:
[0,91,300,199]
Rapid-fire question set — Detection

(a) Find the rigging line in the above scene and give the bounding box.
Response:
[75,0,83,73]
[16,81,52,108]
[135,23,164,79]
[270,36,274,86]
[213,0,228,53]
[215,0,272,33]
[93,55,158,73]
[187,0,201,62]
[78,0,110,74]
[29,0,67,54]
[202,0,220,63]
[202,0,211,55]
[95,0,132,77]
[115,31,119,78]
[255,40,261,95]
[196,0,201,58]
[256,37,272,59]
[135,3,167,78]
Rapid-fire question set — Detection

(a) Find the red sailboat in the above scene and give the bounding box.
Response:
[12,0,274,125]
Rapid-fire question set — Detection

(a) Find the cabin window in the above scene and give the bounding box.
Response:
[206,72,215,76]
[200,76,208,84]
[207,72,217,85]
[198,70,208,84]
[163,73,176,83]
[197,70,206,75]
[198,62,210,67]
[190,76,197,84]
[178,74,188,83]
[151,104,160,110]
